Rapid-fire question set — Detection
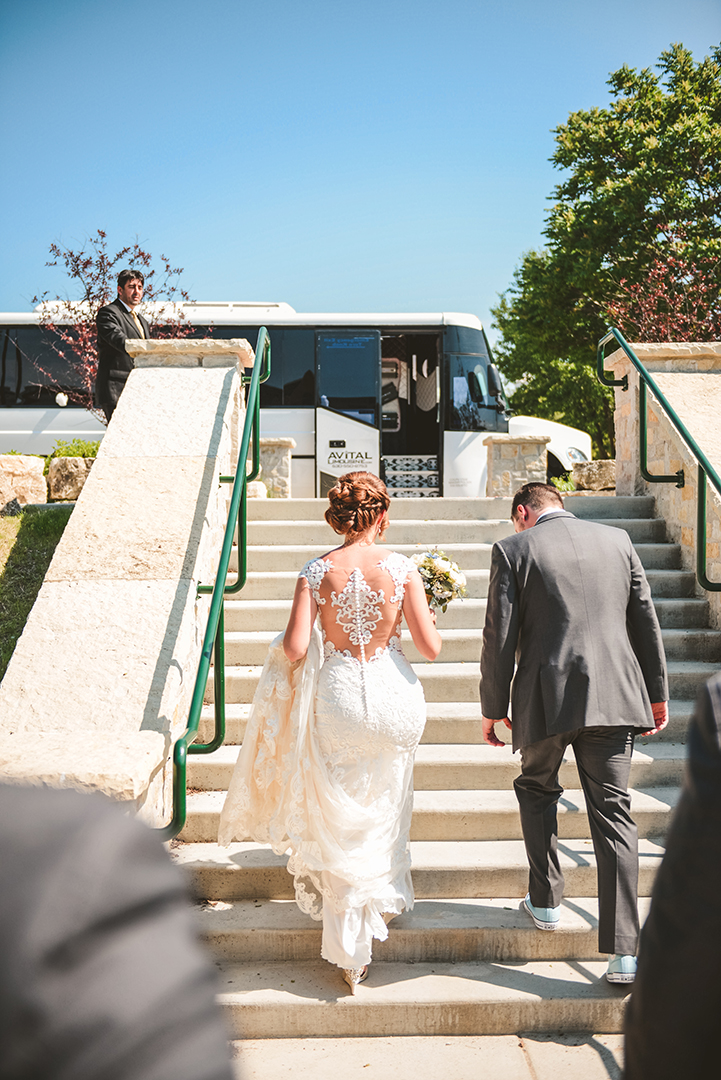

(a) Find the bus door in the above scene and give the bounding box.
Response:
[315,331,381,497]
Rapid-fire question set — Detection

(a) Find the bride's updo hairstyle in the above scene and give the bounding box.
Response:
[325,471,391,540]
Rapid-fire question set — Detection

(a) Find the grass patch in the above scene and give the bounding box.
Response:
[0,505,73,682]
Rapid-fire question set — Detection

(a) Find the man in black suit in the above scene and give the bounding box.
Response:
[624,672,721,1078]
[480,483,669,984]
[0,784,234,1080]
[95,268,151,421]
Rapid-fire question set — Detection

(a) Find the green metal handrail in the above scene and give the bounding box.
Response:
[158,328,271,841]
[597,326,721,591]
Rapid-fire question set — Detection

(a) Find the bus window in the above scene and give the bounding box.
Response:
[0,326,84,407]
[447,353,500,432]
[280,328,314,407]
[443,325,488,356]
[316,332,380,426]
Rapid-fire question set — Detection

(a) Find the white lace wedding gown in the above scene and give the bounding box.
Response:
[218,550,426,969]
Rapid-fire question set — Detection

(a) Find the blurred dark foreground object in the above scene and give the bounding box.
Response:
[624,674,721,1078]
[0,784,233,1080]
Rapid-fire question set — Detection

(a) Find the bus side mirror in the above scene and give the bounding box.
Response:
[487,364,503,399]
[467,371,484,403]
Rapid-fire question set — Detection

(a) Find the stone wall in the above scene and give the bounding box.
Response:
[483,434,550,497]
[259,437,296,498]
[609,341,721,628]
[0,341,250,825]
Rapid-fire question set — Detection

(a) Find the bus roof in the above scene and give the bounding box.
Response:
[2,302,484,331]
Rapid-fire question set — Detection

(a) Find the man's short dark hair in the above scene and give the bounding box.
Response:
[117,269,144,289]
[511,482,563,520]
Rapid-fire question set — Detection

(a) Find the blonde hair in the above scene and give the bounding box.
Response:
[325,472,391,539]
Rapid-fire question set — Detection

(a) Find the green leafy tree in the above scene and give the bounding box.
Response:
[492,43,721,458]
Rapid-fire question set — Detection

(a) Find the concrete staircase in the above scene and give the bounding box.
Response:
[173,495,718,1039]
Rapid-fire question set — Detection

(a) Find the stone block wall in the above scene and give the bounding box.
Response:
[483,435,550,497]
[0,342,251,825]
[609,341,721,628]
[259,437,296,498]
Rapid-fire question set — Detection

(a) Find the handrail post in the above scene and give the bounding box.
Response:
[597,331,628,390]
[639,381,685,488]
[697,464,721,592]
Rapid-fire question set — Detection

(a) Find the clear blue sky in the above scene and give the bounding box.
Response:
[1,0,719,342]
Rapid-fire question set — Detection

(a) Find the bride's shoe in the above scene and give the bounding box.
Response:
[342,966,369,994]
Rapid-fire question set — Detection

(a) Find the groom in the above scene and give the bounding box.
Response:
[480,482,669,983]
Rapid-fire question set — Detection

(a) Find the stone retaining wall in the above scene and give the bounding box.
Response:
[259,437,296,498]
[610,341,721,628]
[0,341,251,824]
[483,434,550,497]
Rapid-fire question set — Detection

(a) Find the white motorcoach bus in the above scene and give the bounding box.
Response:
[0,302,591,496]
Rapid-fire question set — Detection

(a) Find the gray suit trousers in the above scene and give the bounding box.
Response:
[514,725,639,955]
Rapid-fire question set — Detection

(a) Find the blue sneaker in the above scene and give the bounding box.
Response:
[521,893,561,931]
[606,954,637,984]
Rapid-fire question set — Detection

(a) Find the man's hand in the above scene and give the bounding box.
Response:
[482,715,512,747]
[640,701,669,737]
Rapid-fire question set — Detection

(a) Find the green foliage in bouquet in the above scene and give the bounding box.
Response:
[411,548,467,613]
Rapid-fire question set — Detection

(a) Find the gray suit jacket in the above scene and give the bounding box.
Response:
[480,511,668,751]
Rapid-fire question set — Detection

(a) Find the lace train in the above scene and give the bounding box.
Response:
[218,552,426,968]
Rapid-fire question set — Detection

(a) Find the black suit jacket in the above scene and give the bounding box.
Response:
[624,674,721,1079]
[480,511,668,750]
[0,785,233,1080]
[95,297,151,408]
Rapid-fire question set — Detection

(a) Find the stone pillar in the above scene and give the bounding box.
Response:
[483,435,551,498]
[0,339,253,825]
[259,437,296,498]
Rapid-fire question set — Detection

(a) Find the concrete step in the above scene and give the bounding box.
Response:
[645,569,697,598]
[207,659,719,706]
[175,838,665,901]
[224,565,694,602]
[197,701,486,746]
[220,629,482,666]
[634,543,681,569]
[180,787,678,844]
[560,517,667,543]
[222,595,709,633]
[241,517,666,556]
[563,494,656,519]
[653,597,709,628]
[229,569,491,601]
[235,542,494,573]
[216,958,633,1038]
[188,740,685,793]
[247,520,513,547]
[198,896,652,964]
[230,1032,625,1080]
[197,698,694,746]
[224,597,488,632]
[661,628,721,662]
[247,497,515,521]
[198,706,692,753]
[219,625,721,666]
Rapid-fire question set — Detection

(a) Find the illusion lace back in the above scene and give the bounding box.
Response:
[218,549,427,969]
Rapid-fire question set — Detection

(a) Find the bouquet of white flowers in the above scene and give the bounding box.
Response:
[411,548,467,612]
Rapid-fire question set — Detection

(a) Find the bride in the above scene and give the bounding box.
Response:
[218,471,441,993]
